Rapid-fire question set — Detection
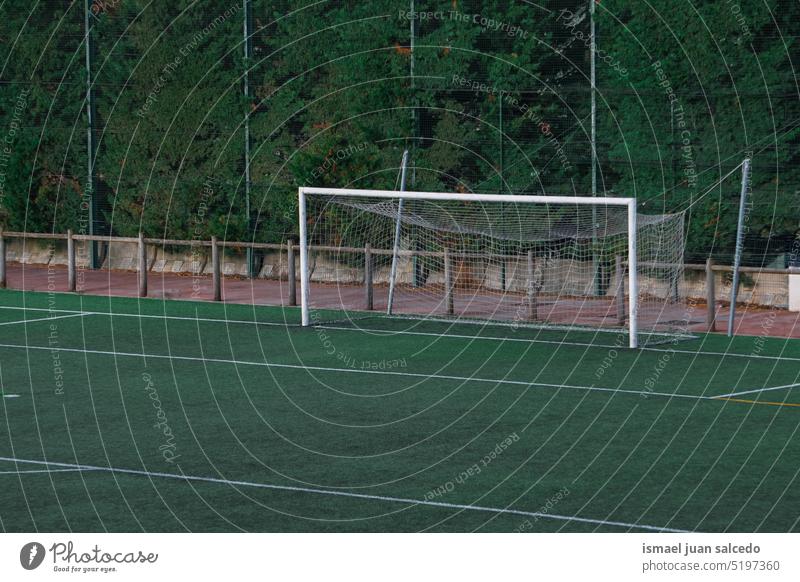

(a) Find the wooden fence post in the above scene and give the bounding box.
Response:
[0,229,6,289]
[138,232,147,298]
[287,240,297,306]
[444,247,454,315]
[527,250,537,321]
[615,255,626,325]
[67,229,76,292]
[706,258,716,331]
[365,243,373,310]
[212,236,221,302]
[670,268,680,303]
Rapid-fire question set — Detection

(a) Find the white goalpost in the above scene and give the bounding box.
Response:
[298,187,687,349]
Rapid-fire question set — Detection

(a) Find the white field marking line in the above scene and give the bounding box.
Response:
[0,306,267,327]
[715,382,800,399]
[320,325,800,363]
[7,306,641,352]
[0,468,101,475]
[0,306,793,400]
[0,312,92,327]
[1,305,797,363]
[3,394,20,399]
[0,456,688,533]
[0,340,718,403]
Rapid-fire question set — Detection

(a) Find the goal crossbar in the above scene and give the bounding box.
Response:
[299,187,635,207]
[298,187,640,348]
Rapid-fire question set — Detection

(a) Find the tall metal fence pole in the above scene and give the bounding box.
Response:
[499,94,506,292]
[727,158,752,337]
[590,0,600,296]
[83,0,98,269]
[243,0,253,278]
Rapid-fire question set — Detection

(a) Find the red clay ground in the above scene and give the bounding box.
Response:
[3,262,799,338]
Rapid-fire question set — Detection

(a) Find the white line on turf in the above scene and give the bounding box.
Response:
[0,305,797,362]
[0,468,100,475]
[715,382,800,399]
[319,325,800,364]
[1,308,793,401]
[0,340,718,402]
[3,394,20,399]
[0,312,92,327]
[0,305,295,328]
[0,455,689,533]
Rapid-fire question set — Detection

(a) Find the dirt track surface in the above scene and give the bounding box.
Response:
[3,262,799,338]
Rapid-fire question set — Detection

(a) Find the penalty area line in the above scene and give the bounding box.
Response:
[0,312,93,327]
[0,455,688,533]
[0,341,785,408]
[0,340,718,403]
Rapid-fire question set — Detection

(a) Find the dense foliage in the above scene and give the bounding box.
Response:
[1,0,798,260]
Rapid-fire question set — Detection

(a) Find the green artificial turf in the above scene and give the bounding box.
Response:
[0,288,799,532]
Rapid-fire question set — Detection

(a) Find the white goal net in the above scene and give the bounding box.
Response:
[298,188,688,348]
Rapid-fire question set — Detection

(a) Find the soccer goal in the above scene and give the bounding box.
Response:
[297,187,687,348]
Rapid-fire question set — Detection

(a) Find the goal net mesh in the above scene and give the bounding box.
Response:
[302,193,690,340]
